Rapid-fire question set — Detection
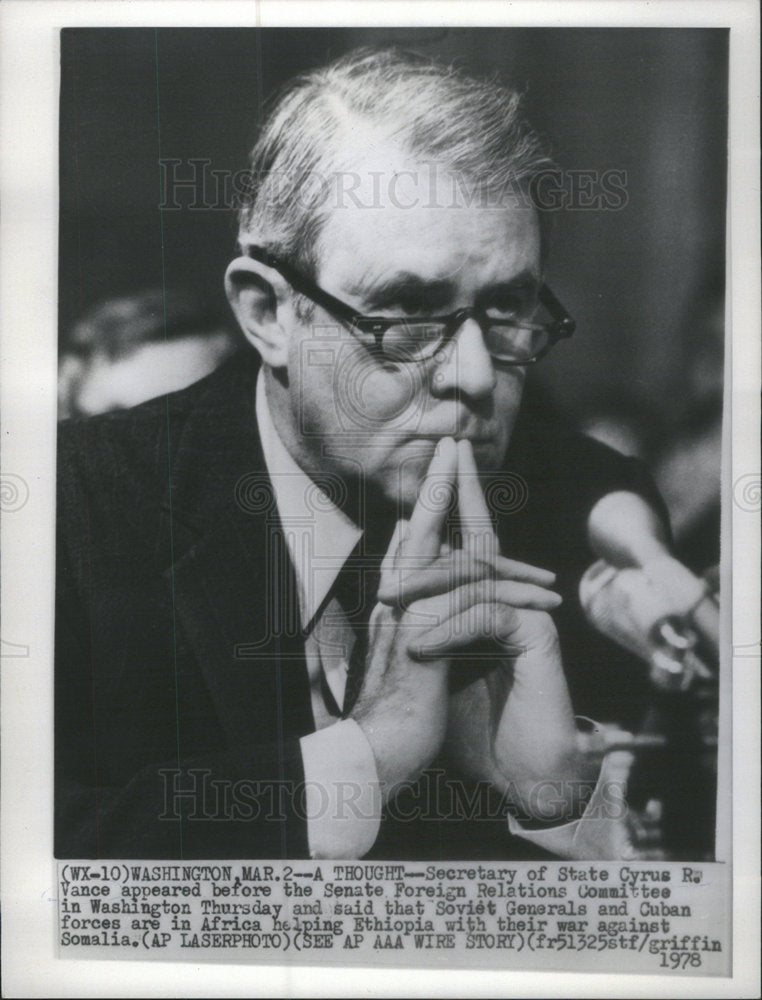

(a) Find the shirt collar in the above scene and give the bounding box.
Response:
[255,367,363,630]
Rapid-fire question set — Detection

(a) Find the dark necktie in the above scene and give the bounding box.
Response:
[331,540,382,717]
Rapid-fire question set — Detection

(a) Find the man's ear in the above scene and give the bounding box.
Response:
[224,255,291,368]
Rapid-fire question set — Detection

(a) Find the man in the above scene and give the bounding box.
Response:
[56,48,664,860]
[57,288,238,419]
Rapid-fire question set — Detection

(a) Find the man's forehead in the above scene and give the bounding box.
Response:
[325,139,527,213]
[311,136,540,284]
[315,183,541,296]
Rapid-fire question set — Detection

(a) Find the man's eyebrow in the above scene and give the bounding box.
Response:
[345,267,542,314]
[487,268,541,292]
[347,272,455,306]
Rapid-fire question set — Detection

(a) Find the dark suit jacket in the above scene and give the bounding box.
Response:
[55,350,665,859]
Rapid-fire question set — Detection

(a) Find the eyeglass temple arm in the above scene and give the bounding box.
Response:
[245,245,361,324]
[539,284,576,337]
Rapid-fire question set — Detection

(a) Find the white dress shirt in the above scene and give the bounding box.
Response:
[255,370,638,860]
[256,370,381,858]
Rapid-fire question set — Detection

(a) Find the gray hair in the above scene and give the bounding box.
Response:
[237,47,555,274]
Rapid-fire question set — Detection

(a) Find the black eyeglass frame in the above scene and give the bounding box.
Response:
[247,245,576,365]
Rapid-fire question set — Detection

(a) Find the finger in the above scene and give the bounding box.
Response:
[380,561,562,610]
[402,436,458,565]
[456,439,498,559]
[495,556,556,586]
[690,595,719,659]
[408,602,524,660]
[577,733,667,761]
[376,550,556,604]
[408,578,562,654]
[457,438,491,519]
[377,551,478,605]
[379,519,410,590]
[682,648,714,683]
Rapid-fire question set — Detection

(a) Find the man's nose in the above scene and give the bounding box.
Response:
[430,316,497,400]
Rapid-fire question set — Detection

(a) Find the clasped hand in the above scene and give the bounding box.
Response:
[351,437,595,822]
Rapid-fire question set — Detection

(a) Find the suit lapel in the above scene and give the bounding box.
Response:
[161,353,313,749]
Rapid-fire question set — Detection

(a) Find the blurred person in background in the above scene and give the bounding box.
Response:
[580,266,723,578]
[577,266,723,859]
[651,268,724,576]
[58,287,240,419]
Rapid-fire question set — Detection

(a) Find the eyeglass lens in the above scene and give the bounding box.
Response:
[378,318,551,363]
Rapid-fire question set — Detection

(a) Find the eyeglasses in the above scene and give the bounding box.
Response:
[247,245,575,366]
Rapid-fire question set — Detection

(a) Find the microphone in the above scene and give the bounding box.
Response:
[580,491,718,690]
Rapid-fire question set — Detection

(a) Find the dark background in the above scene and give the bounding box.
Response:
[59,26,727,428]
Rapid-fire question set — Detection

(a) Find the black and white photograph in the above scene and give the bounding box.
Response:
[55,25,726,863]
[1,1,759,995]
